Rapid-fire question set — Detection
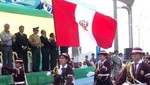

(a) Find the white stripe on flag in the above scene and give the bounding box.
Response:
[75,5,97,47]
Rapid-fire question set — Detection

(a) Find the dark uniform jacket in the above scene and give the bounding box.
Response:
[15,32,28,52]
[53,64,74,85]
[94,59,112,85]
[115,59,150,85]
[40,35,49,52]
[2,66,26,85]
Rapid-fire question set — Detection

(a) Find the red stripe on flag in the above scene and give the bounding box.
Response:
[52,0,79,47]
[52,0,117,48]
[92,12,117,49]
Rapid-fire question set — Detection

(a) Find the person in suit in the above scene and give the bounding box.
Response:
[49,33,58,70]
[94,50,113,85]
[0,58,28,85]
[40,30,50,71]
[115,47,150,85]
[15,25,28,73]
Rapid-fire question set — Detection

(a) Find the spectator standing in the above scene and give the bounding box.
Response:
[49,33,58,70]
[90,53,97,65]
[15,25,28,72]
[111,50,122,80]
[0,23,16,75]
[83,55,92,66]
[29,27,43,72]
[40,30,50,71]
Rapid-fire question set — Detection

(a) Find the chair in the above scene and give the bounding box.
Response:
[12,52,18,68]
[27,51,32,72]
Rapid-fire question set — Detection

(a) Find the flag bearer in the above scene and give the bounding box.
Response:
[51,53,74,85]
[94,50,113,85]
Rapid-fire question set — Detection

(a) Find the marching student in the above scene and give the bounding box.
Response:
[47,53,74,85]
[115,47,150,85]
[94,50,113,85]
[0,58,28,85]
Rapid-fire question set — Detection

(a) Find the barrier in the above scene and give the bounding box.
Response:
[0,67,95,85]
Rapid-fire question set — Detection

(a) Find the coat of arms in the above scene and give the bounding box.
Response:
[79,20,88,31]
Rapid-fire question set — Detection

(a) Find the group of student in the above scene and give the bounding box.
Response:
[1,47,150,85]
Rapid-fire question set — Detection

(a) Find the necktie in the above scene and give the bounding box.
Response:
[134,63,137,73]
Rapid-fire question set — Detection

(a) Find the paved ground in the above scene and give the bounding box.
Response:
[45,76,94,85]
[75,76,94,85]
[45,76,129,85]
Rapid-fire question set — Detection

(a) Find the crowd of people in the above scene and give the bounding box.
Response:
[0,23,69,74]
[82,48,150,85]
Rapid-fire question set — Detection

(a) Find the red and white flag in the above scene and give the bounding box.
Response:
[52,0,117,49]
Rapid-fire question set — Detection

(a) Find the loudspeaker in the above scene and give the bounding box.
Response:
[124,48,132,60]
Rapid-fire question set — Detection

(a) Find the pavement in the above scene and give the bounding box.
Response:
[75,76,94,85]
[45,76,129,85]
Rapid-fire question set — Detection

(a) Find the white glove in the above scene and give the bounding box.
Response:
[87,71,95,77]
[102,66,107,71]
[0,63,3,68]
[46,71,51,76]
[58,69,62,75]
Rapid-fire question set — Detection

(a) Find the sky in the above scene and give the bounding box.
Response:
[79,0,150,54]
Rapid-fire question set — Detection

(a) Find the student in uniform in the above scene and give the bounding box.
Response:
[94,50,113,85]
[52,53,74,85]
[115,47,150,85]
[0,58,28,85]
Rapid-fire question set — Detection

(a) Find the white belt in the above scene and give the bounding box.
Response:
[98,74,109,77]
[97,74,110,81]
[128,83,147,85]
[14,81,25,84]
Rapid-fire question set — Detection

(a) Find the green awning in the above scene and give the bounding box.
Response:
[0,2,52,18]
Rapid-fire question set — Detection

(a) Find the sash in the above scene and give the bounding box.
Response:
[126,62,145,85]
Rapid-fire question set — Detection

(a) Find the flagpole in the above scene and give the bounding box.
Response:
[113,0,119,51]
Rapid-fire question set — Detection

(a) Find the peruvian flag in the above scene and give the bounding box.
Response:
[52,0,117,49]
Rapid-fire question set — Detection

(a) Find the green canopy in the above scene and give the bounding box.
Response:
[0,2,52,18]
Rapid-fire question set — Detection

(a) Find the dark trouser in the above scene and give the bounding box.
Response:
[16,50,28,73]
[60,46,68,54]
[94,79,113,85]
[31,47,41,72]
[1,45,13,75]
[50,53,58,70]
[41,51,50,71]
